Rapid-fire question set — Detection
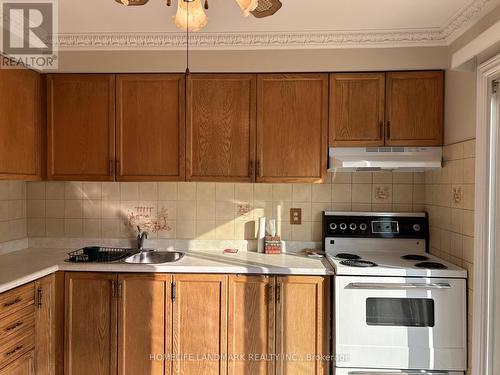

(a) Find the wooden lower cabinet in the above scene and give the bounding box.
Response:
[117,274,171,375]
[64,273,117,375]
[34,274,61,375]
[63,273,327,375]
[172,274,228,375]
[0,352,34,375]
[227,275,274,375]
[276,276,327,375]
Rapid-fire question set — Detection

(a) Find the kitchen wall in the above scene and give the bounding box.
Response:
[26,172,425,243]
[424,139,475,375]
[0,181,27,244]
[444,70,476,145]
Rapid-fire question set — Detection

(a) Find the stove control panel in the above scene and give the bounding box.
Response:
[323,212,428,239]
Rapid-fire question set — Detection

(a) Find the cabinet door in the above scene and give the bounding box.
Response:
[0,68,42,180]
[187,74,256,182]
[276,276,326,375]
[329,73,385,146]
[65,273,117,375]
[385,71,444,146]
[117,274,171,375]
[227,275,274,375]
[116,74,185,181]
[47,74,115,181]
[172,275,227,375]
[0,352,34,375]
[35,274,60,375]
[257,74,328,183]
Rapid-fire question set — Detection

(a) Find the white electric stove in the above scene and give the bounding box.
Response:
[323,212,467,375]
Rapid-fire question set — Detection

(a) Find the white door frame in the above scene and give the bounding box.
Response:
[473,53,500,375]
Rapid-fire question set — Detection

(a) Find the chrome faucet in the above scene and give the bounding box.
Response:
[136,226,149,251]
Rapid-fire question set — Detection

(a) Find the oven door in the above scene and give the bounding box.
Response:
[334,276,466,371]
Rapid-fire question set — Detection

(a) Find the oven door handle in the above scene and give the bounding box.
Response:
[348,372,450,375]
[346,282,452,290]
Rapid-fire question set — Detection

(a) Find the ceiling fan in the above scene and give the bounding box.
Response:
[115,0,282,31]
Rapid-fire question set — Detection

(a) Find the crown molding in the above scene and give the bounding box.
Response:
[54,0,497,50]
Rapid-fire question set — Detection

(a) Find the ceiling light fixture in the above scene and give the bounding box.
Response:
[116,0,281,32]
[173,0,208,32]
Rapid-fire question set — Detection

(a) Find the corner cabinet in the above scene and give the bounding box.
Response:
[385,71,444,146]
[256,74,328,183]
[0,68,42,180]
[186,74,256,182]
[47,74,116,181]
[116,74,185,181]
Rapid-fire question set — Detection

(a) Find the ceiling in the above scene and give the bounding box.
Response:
[56,0,500,50]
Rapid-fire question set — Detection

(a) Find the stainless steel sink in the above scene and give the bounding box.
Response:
[124,251,185,264]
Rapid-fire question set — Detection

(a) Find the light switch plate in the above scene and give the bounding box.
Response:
[290,208,302,225]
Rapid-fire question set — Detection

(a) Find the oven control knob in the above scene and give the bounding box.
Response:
[349,223,357,231]
[329,223,337,231]
[339,223,347,230]
[359,223,368,231]
[413,224,421,232]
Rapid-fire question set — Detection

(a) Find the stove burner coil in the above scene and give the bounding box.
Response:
[340,259,378,268]
[335,253,361,260]
[401,254,429,261]
[414,261,448,269]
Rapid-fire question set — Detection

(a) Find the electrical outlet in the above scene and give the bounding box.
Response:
[290,208,302,225]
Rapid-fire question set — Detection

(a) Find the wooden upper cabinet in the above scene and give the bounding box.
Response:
[276,276,326,375]
[257,74,328,183]
[228,275,274,375]
[385,71,444,146]
[172,274,227,375]
[187,74,256,182]
[116,74,185,181]
[329,73,385,146]
[117,274,170,375]
[0,68,42,180]
[47,74,115,181]
[65,273,117,375]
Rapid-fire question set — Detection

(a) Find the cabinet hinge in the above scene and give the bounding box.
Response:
[493,81,499,95]
[36,287,43,308]
[171,281,176,302]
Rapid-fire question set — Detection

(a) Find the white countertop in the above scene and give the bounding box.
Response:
[0,248,333,293]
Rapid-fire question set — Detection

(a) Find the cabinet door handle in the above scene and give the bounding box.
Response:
[3,297,21,308]
[249,160,254,177]
[37,287,43,308]
[267,284,273,304]
[379,121,384,139]
[111,281,116,298]
[386,121,391,139]
[109,159,114,176]
[171,282,176,302]
[5,321,23,332]
[276,283,281,304]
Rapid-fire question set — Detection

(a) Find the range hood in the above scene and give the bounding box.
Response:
[328,147,442,172]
